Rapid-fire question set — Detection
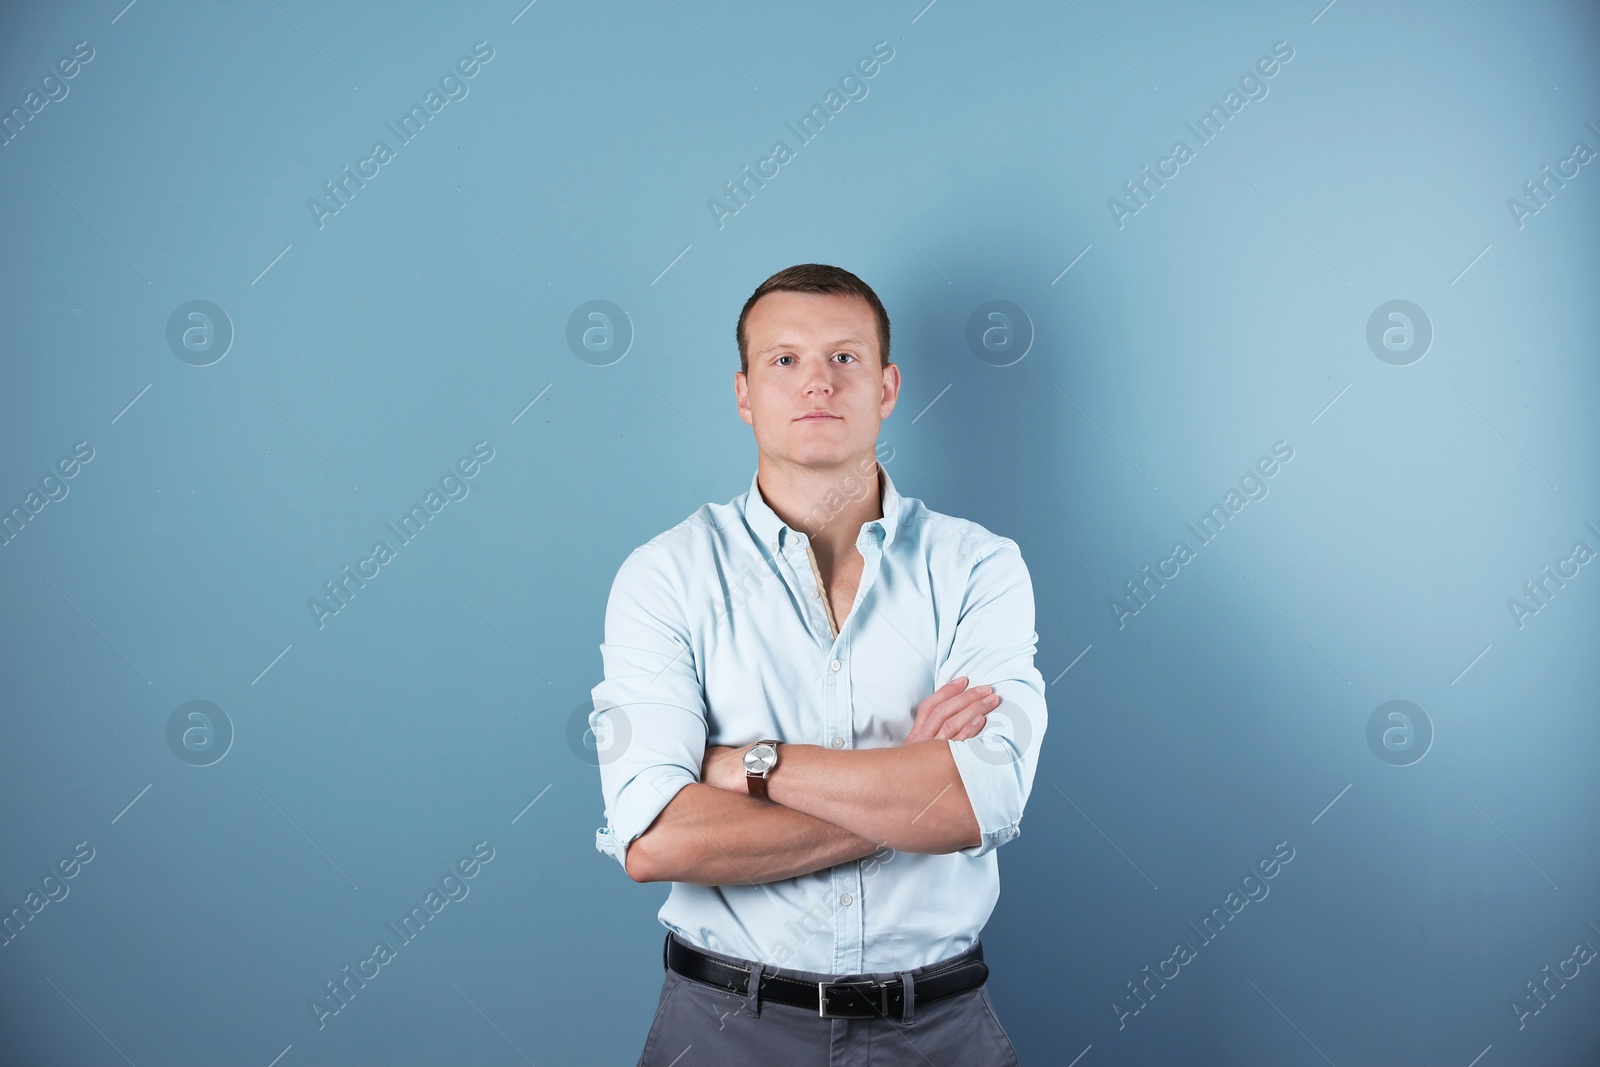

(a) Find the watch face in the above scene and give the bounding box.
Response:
[744,744,776,773]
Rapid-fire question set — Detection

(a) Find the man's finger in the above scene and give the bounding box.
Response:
[936,711,983,741]
[929,708,989,743]
[907,696,982,744]
[933,692,999,740]
[923,686,995,735]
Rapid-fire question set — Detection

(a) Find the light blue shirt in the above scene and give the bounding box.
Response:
[590,458,1047,973]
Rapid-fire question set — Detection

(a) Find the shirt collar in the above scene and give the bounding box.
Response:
[744,458,901,553]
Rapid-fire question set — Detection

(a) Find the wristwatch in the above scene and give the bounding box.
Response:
[743,739,781,801]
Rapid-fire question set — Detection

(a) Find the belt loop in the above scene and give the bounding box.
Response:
[663,931,670,972]
[742,960,763,1018]
[899,969,915,1024]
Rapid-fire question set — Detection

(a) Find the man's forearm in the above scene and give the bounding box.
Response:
[630,782,885,886]
[765,739,981,854]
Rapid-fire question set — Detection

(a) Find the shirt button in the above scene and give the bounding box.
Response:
[808,587,819,599]
[830,659,841,671]
[770,540,779,552]
[839,894,852,906]
[830,736,845,749]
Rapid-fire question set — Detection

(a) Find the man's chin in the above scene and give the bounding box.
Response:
[773,444,870,470]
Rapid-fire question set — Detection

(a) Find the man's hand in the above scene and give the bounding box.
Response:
[905,676,999,744]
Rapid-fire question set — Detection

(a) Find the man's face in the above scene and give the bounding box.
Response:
[735,290,899,470]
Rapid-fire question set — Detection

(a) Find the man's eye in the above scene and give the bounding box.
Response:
[773,353,854,365]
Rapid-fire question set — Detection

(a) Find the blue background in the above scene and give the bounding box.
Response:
[2,1,1598,1064]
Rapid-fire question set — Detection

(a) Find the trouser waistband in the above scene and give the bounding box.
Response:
[663,932,989,1021]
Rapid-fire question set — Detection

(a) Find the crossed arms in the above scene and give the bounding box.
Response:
[626,682,997,884]
[591,539,1047,887]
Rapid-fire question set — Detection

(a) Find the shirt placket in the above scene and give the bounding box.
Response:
[787,524,886,977]
[768,520,890,975]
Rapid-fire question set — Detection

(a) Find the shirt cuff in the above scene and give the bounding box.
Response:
[946,736,1025,858]
[594,769,697,875]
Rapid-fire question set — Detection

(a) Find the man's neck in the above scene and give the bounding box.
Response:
[756,454,883,562]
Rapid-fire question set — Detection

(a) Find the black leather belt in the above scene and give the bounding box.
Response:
[664,933,988,1019]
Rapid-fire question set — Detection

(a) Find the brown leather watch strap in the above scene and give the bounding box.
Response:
[745,739,780,801]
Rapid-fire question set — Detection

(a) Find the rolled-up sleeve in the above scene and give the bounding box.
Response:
[942,538,1048,858]
[590,542,708,876]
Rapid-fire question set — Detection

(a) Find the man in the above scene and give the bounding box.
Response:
[591,263,1046,1065]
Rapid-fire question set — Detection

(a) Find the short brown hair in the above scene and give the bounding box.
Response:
[736,263,891,376]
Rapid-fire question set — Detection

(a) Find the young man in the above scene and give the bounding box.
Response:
[591,263,1046,1065]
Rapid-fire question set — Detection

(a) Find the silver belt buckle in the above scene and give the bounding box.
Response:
[817,979,889,1019]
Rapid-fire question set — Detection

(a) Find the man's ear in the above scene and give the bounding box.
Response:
[735,370,753,426]
[878,362,900,419]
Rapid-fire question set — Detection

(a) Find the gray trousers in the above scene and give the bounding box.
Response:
[637,932,1021,1066]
